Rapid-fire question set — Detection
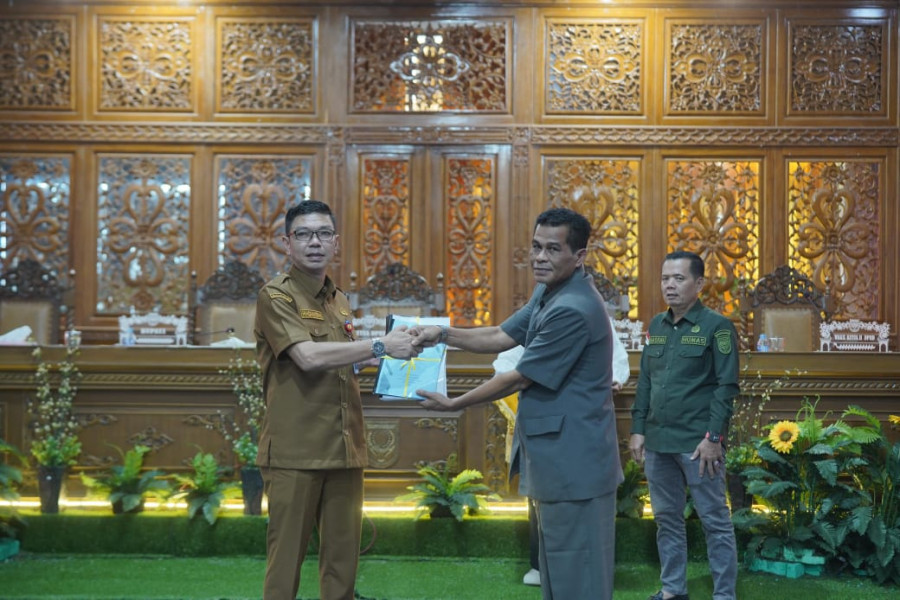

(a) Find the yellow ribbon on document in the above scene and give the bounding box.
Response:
[384,355,443,397]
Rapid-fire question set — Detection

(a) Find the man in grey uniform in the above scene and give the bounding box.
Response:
[412,207,623,600]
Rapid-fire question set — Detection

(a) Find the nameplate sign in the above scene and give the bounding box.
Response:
[119,312,189,346]
[819,319,890,352]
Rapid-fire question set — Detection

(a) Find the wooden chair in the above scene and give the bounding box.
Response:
[190,261,265,345]
[0,259,73,345]
[349,263,443,319]
[584,265,642,348]
[741,265,832,352]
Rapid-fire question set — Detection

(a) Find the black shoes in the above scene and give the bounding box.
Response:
[648,592,689,600]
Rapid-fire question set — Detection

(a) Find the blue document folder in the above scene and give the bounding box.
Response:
[374,315,449,400]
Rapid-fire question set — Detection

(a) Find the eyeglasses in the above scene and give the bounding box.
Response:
[290,228,336,243]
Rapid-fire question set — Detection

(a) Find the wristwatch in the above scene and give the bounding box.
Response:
[371,338,386,359]
[706,431,722,443]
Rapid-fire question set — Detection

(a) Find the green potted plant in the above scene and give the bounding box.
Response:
[218,352,265,515]
[0,439,26,560]
[80,444,169,514]
[170,451,240,525]
[395,455,500,521]
[26,344,82,513]
[616,458,649,519]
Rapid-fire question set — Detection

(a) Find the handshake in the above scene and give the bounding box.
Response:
[377,324,445,360]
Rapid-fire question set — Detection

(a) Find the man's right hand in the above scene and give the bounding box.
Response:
[382,326,421,359]
[629,433,646,464]
[408,325,441,347]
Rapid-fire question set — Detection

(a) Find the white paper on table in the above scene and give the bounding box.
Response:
[0,325,34,345]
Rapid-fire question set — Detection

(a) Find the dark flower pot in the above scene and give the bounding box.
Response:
[37,465,66,514]
[112,498,145,514]
[429,505,454,519]
[240,467,264,516]
[727,472,753,511]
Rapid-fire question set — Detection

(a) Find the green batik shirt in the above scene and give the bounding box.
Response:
[631,300,740,453]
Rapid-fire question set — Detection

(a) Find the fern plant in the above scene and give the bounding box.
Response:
[395,457,500,522]
[171,452,239,525]
[616,458,648,519]
[80,444,169,514]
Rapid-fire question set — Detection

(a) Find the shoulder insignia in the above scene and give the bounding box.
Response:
[268,291,293,303]
[715,330,733,354]
[300,309,325,320]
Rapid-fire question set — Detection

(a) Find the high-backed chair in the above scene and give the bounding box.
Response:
[584,265,643,349]
[741,265,831,352]
[350,263,443,319]
[190,261,264,345]
[0,259,72,345]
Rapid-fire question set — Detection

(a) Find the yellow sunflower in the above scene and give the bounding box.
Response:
[769,420,800,453]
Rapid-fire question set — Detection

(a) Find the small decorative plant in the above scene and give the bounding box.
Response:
[217,352,264,468]
[616,458,649,519]
[395,454,500,521]
[80,444,169,514]
[0,439,26,542]
[170,451,239,525]
[27,345,82,468]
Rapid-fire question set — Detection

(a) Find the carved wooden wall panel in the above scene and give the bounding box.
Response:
[96,154,192,315]
[0,15,74,111]
[787,18,888,117]
[544,18,644,115]
[360,154,413,278]
[787,158,883,320]
[544,155,641,312]
[0,154,72,281]
[350,18,510,113]
[215,154,312,279]
[216,17,316,114]
[665,158,761,317]
[445,155,496,326]
[96,14,196,113]
[666,19,765,115]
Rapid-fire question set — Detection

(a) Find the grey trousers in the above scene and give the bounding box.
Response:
[535,491,617,600]
[645,450,738,600]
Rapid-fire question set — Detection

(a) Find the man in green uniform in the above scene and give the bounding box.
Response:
[255,200,420,600]
[630,250,739,600]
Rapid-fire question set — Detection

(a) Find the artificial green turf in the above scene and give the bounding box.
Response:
[0,555,896,600]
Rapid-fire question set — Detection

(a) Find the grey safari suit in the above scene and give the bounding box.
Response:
[501,267,624,600]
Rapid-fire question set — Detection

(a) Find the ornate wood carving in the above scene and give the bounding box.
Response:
[668,21,763,114]
[218,18,315,113]
[358,263,434,306]
[0,16,73,110]
[98,16,194,112]
[216,155,310,279]
[545,157,640,299]
[545,19,643,114]
[366,419,400,469]
[789,22,885,115]
[446,156,494,326]
[0,155,72,279]
[414,417,458,442]
[788,160,880,320]
[96,155,191,314]
[361,156,412,277]
[1,123,897,147]
[667,160,760,316]
[351,19,509,113]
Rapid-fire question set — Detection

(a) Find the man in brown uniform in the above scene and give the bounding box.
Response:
[255,200,420,600]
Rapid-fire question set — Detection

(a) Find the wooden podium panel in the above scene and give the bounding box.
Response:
[1,345,899,500]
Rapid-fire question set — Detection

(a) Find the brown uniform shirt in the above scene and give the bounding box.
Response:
[254,266,367,469]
